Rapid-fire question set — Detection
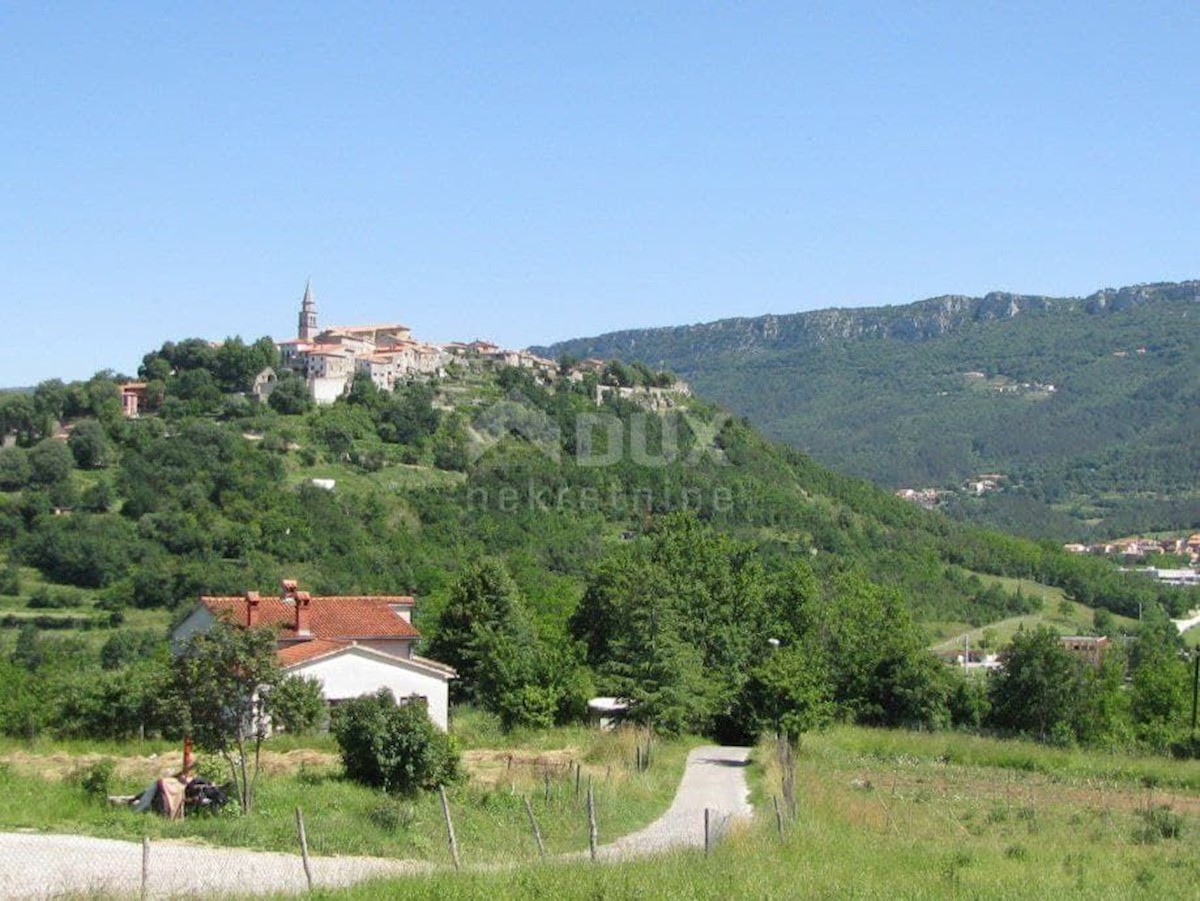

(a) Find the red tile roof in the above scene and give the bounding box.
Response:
[276,638,348,666]
[199,594,420,641]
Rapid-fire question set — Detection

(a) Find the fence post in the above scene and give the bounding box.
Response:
[575,762,581,799]
[587,781,598,861]
[295,806,314,891]
[773,795,784,839]
[704,808,712,855]
[524,796,546,858]
[141,836,149,900]
[439,785,461,870]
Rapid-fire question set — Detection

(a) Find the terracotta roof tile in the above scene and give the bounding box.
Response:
[199,594,420,641]
[277,638,349,666]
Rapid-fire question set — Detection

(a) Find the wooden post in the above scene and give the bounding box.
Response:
[575,762,581,799]
[773,795,784,839]
[587,781,598,861]
[544,772,552,804]
[1191,653,1199,735]
[141,836,149,900]
[294,806,313,891]
[524,796,546,858]
[439,785,460,870]
[635,745,642,772]
[704,808,712,855]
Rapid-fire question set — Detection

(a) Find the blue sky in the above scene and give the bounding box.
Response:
[2,3,1197,385]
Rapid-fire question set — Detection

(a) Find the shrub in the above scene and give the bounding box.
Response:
[271,674,326,735]
[1133,805,1184,843]
[331,689,461,795]
[367,798,418,832]
[0,565,19,596]
[26,587,83,609]
[71,758,116,799]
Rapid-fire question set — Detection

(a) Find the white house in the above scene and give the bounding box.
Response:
[173,580,455,729]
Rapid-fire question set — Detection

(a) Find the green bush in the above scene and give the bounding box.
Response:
[70,758,116,799]
[367,798,418,832]
[0,565,19,596]
[1133,805,1184,843]
[271,674,326,735]
[331,689,461,795]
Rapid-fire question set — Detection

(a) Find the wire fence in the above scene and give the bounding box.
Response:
[0,794,741,897]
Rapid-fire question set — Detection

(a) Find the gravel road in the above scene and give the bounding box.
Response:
[596,744,753,859]
[0,831,430,899]
[0,744,753,897]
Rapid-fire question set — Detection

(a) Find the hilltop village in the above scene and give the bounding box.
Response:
[118,284,688,415]
[276,282,559,402]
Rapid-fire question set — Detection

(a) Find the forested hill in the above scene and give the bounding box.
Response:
[535,281,1200,540]
[0,349,1192,743]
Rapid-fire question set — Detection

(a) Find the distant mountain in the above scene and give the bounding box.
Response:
[535,281,1200,540]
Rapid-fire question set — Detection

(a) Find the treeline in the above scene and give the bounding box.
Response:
[4,515,1191,757]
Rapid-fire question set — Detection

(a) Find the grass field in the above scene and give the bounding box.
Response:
[0,722,1197,898]
[929,574,1140,654]
[315,726,1200,900]
[0,716,696,866]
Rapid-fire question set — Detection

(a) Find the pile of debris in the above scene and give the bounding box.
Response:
[108,740,231,819]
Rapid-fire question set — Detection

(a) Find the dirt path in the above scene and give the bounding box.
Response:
[0,745,754,897]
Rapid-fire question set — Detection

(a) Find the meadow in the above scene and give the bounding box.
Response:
[3,719,1197,898]
[0,712,694,865]
[322,726,1200,900]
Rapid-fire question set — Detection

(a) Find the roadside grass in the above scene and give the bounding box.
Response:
[0,719,696,866]
[317,725,1200,900]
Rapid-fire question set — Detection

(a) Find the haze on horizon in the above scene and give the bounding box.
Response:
[2,3,1198,386]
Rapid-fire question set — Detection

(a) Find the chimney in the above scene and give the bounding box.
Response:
[281,578,298,601]
[244,591,260,627]
[294,591,312,637]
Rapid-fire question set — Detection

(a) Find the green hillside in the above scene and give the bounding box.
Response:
[536,281,1200,540]
[0,351,1191,749]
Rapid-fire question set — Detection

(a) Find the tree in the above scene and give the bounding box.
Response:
[380,382,439,445]
[428,558,539,712]
[0,448,31,491]
[28,438,73,485]
[173,622,283,813]
[15,514,136,587]
[214,336,277,393]
[272,674,326,735]
[0,394,39,444]
[331,689,461,794]
[33,380,68,421]
[735,641,833,743]
[68,419,111,469]
[988,626,1082,742]
[267,372,313,415]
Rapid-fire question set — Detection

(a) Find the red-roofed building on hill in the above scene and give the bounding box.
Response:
[173,580,455,729]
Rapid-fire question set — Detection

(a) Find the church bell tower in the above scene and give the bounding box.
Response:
[298,280,317,340]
